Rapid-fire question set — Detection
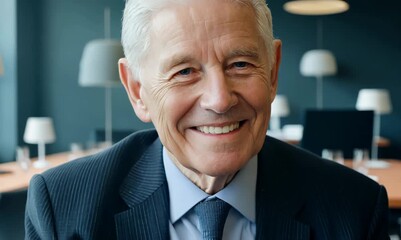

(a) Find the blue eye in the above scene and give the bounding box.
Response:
[233,62,248,68]
[172,67,200,82]
[178,68,192,75]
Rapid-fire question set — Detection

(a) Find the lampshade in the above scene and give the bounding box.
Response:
[356,89,392,114]
[24,117,56,144]
[271,95,290,117]
[300,49,337,77]
[0,55,4,76]
[79,39,124,87]
[284,0,349,15]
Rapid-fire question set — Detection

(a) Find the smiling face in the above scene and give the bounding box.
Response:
[120,0,281,179]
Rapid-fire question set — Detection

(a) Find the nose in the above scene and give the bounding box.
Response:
[199,71,238,114]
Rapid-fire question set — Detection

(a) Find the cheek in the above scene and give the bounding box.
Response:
[142,81,170,119]
[145,85,197,133]
[242,78,271,113]
[241,78,272,138]
[150,88,200,162]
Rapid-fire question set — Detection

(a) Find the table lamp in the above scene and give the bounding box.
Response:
[300,49,337,109]
[270,95,290,132]
[23,117,56,168]
[356,89,392,160]
[78,7,124,146]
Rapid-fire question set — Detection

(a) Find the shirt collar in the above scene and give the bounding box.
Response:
[163,147,257,224]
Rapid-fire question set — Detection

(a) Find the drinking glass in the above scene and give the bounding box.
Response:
[322,149,344,164]
[353,148,369,175]
[68,142,84,161]
[16,146,31,171]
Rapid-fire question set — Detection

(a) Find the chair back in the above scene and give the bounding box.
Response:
[301,109,374,159]
[92,129,135,143]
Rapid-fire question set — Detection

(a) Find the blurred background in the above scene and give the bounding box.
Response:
[0,0,400,162]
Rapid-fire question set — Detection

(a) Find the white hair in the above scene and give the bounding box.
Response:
[121,0,275,79]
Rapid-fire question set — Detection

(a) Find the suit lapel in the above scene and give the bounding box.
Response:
[115,139,170,240]
[256,137,310,239]
[256,207,310,239]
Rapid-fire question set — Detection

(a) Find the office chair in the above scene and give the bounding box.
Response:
[300,109,374,159]
[92,129,135,144]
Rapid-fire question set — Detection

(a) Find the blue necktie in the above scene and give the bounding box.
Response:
[194,198,231,240]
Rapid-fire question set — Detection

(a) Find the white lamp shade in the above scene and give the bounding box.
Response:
[284,0,349,15]
[356,89,392,114]
[300,49,337,77]
[24,117,56,144]
[271,95,290,117]
[79,39,124,87]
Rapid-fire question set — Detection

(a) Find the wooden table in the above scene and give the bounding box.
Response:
[344,160,401,209]
[1,154,401,208]
[0,152,82,193]
[275,135,390,148]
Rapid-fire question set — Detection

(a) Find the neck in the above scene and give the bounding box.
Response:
[167,151,235,195]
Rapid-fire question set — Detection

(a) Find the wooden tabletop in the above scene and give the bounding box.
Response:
[1,153,401,208]
[344,160,401,209]
[0,152,80,193]
[277,136,391,148]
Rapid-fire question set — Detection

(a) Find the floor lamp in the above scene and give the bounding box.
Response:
[356,89,392,161]
[78,7,124,146]
[284,0,348,109]
[300,49,337,109]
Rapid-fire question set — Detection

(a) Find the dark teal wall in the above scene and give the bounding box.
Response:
[0,0,18,162]
[268,1,401,157]
[17,0,41,155]
[1,0,400,161]
[0,0,42,162]
[0,0,152,162]
[38,0,153,155]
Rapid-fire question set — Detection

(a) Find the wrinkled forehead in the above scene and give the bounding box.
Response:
[132,0,254,8]
[149,1,256,35]
[150,0,263,54]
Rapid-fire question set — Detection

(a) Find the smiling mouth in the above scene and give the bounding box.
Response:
[196,122,241,134]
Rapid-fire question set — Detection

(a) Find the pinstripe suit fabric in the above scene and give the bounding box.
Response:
[25,129,389,239]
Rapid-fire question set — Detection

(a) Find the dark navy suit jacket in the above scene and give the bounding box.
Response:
[25,129,389,239]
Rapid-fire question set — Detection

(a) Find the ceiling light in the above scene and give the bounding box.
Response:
[284,0,349,15]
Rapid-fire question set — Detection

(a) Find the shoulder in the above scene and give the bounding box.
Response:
[32,129,160,197]
[259,136,385,211]
[26,129,161,238]
[260,136,381,193]
[46,129,157,172]
[258,136,389,236]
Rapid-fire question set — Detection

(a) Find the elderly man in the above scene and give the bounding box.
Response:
[25,0,389,239]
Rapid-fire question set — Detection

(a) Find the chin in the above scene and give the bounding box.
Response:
[196,156,249,177]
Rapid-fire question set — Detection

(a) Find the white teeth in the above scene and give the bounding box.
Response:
[196,122,240,134]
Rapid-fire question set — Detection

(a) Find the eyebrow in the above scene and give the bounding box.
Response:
[226,47,261,60]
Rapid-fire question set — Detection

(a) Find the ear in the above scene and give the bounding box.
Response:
[269,40,282,103]
[119,58,151,122]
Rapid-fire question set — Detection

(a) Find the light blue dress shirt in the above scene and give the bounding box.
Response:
[163,147,257,240]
